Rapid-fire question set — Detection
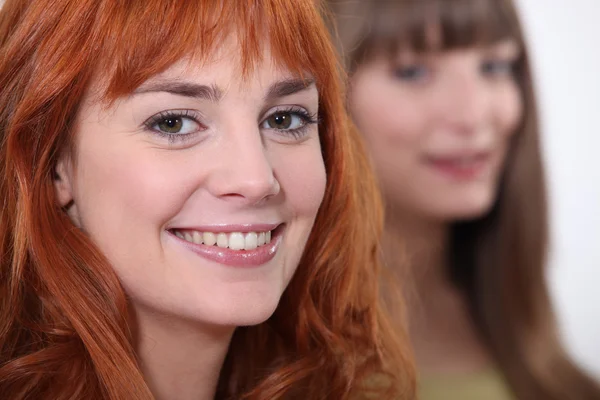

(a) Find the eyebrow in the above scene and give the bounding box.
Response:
[264,78,316,102]
[132,77,316,103]
[492,40,521,56]
[133,81,223,102]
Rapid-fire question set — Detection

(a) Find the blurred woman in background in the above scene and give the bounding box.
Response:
[326,0,600,398]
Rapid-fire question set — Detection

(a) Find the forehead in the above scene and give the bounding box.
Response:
[150,38,292,86]
[135,62,317,105]
[91,32,314,107]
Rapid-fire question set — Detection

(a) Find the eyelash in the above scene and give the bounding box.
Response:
[392,57,518,83]
[393,64,430,82]
[263,106,320,140]
[143,109,204,143]
[480,59,517,77]
[143,107,319,144]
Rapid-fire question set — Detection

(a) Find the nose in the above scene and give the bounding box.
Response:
[436,68,490,134]
[205,127,280,205]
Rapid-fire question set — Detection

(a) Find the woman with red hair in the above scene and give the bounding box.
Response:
[0,0,415,398]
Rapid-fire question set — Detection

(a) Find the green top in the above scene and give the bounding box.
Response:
[419,368,515,400]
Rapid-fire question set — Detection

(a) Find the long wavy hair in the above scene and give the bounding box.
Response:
[326,0,600,399]
[0,0,416,398]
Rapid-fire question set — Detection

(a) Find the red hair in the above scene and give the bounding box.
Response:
[0,0,415,398]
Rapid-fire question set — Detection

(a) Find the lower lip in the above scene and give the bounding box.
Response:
[427,155,490,180]
[168,227,283,267]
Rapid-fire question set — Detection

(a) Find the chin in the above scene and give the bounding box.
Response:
[227,305,279,327]
[196,295,282,328]
[445,196,497,222]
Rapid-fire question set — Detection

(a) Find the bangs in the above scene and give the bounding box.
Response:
[357,0,522,57]
[94,0,331,101]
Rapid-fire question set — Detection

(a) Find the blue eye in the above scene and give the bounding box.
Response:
[260,107,318,140]
[481,59,515,77]
[144,110,204,138]
[393,64,430,82]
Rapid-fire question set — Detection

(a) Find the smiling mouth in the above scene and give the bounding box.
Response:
[170,228,274,250]
[425,153,492,180]
[168,224,284,267]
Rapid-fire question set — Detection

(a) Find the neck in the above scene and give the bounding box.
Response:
[383,207,449,297]
[132,306,234,400]
[384,207,492,375]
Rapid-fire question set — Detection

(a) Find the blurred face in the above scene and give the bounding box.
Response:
[54,39,326,328]
[350,40,522,221]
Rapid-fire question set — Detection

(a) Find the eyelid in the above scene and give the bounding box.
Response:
[487,41,521,59]
[392,62,432,83]
[484,46,520,63]
[481,58,516,73]
[142,109,206,145]
[260,105,319,141]
[261,105,318,125]
[142,109,204,130]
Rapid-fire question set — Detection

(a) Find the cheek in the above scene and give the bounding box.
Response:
[495,83,524,137]
[351,73,427,153]
[350,74,432,199]
[72,133,194,246]
[271,140,326,218]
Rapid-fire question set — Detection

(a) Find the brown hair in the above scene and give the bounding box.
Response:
[326,0,600,399]
[0,0,415,398]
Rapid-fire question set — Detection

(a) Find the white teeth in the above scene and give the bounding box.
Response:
[174,229,276,250]
[192,231,203,245]
[203,232,216,246]
[229,232,245,251]
[245,232,258,250]
[216,233,228,248]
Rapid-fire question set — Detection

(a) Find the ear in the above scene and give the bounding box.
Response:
[53,154,74,208]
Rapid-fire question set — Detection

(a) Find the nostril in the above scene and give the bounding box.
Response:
[204,153,279,202]
[218,178,279,204]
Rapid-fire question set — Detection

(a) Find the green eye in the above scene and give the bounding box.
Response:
[158,117,184,133]
[259,107,318,141]
[145,110,203,136]
[265,112,294,130]
[262,111,309,131]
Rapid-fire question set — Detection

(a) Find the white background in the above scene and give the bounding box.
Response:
[515,0,600,377]
[1,0,599,378]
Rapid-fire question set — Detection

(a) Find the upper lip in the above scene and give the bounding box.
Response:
[168,223,282,233]
[426,150,491,160]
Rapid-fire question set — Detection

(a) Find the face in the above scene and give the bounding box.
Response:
[350,40,522,221]
[54,38,326,329]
